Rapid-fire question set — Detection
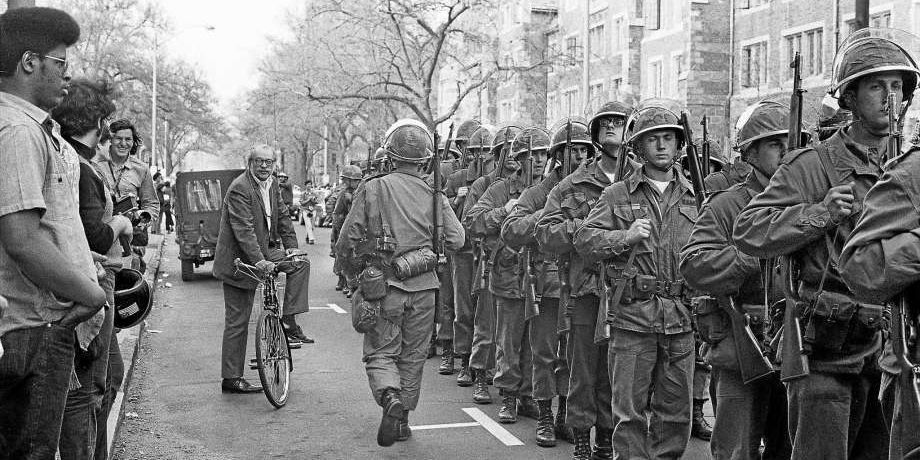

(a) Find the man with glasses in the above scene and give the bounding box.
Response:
[93,118,159,273]
[213,145,312,394]
[0,7,110,458]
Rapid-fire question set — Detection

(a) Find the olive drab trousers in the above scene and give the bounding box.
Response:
[363,288,436,411]
[469,288,497,373]
[609,328,694,460]
[493,296,533,397]
[436,259,454,343]
[566,295,612,431]
[452,252,476,355]
[530,298,569,401]
[711,369,790,460]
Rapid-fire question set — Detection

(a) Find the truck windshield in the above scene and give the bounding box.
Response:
[187,179,223,213]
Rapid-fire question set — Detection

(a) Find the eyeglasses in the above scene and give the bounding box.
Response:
[251,158,276,167]
[37,53,68,73]
[598,118,626,128]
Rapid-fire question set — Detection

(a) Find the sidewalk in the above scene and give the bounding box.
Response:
[105,233,167,457]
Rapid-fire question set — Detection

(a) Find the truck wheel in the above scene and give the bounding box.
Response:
[181,260,194,281]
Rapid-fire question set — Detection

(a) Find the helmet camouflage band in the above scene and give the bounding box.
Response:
[626,98,685,146]
[454,119,481,143]
[830,28,920,110]
[467,125,494,150]
[341,164,363,180]
[489,125,523,156]
[734,100,811,152]
[511,127,551,157]
[383,119,433,164]
[589,101,633,146]
[548,116,593,157]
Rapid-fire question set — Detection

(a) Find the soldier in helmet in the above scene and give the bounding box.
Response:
[332,164,364,298]
[462,125,523,404]
[444,125,494,386]
[501,122,588,446]
[680,100,801,459]
[575,99,697,459]
[734,30,919,458]
[535,101,639,460]
[468,127,550,425]
[335,119,464,447]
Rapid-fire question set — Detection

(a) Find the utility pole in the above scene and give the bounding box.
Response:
[322,123,329,185]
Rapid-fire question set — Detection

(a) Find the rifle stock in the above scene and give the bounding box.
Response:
[700,115,711,177]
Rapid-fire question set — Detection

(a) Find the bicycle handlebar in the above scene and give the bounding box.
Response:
[233,252,308,282]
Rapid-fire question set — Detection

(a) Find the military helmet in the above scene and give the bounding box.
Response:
[548,117,593,157]
[830,28,920,110]
[467,125,494,150]
[439,139,463,159]
[341,164,363,180]
[511,127,551,156]
[383,119,433,164]
[373,147,387,161]
[734,100,811,152]
[588,101,633,146]
[490,125,523,155]
[113,268,152,329]
[454,119,481,143]
[626,98,685,146]
[680,150,727,174]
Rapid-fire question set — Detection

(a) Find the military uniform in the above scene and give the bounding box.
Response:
[335,119,465,447]
[445,166,479,364]
[733,128,889,459]
[680,173,791,459]
[704,161,751,192]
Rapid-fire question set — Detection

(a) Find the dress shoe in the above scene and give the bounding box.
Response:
[289,325,314,344]
[396,409,412,441]
[377,389,404,447]
[472,374,492,404]
[221,378,262,394]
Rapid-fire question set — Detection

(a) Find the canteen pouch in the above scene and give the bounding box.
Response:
[692,296,730,345]
[393,247,438,280]
[802,290,858,353]
[359,266,388,301]
[352,298,380,334]
[856,303,886,331]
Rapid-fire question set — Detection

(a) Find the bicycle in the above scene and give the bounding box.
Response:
[234,254,306,408]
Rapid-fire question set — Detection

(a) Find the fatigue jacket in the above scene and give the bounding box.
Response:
[501,173,563,299]
[468,175,526,298]
[335,171,464,292]
[444,167,477,253]
[93,154,160,222]
[575,167,697,335]
[331,187,354,245]
[733,128,885,374]
[535,160,636,299]
[841,148,920,305]
[704,162,751,193]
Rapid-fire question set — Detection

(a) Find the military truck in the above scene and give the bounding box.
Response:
[175,169,244,281]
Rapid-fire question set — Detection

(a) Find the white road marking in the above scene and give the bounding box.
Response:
[410,421,480,431]
[311,303,348,314]
[462,407,525,446]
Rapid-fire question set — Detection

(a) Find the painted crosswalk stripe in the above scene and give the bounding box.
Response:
[462,407,525,446]
[410,422,480,431]
[310,304,348,314]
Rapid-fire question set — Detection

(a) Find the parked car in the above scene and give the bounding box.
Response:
[174,169,244,281]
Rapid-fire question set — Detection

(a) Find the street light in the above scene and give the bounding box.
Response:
[150,24,215,171]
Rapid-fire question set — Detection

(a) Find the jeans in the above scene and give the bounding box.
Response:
[0,324,77,460]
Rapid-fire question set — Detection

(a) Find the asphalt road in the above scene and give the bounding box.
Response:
[112,224,714,460]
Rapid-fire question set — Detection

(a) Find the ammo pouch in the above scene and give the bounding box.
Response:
[352,297,380,334]
[359,266,388,301]
[692,296,730,345]
[393,247,438,280]
[801,289,885,353]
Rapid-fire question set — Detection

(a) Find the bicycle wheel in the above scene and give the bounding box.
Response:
[255,311,291,408]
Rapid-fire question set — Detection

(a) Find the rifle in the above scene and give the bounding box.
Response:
[432,123,453,312]
[558,121,574,329]
[700,115,711,177]
[521,136,539,320]
[779,52,810,383]
[679,112,707,209]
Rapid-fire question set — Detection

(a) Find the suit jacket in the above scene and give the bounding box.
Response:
[213,171,298,289]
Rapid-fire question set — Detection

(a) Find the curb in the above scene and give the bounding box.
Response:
[106,234,166,457]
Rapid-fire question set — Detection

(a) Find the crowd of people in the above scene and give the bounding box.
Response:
[329,27,920,460]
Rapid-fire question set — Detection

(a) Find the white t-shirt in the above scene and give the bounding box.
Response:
[648,177,669,195]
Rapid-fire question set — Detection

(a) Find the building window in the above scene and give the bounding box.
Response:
[612,78,622,100]
[589,21,607,58]
[741,41,768,88]
[612,17,624,52]
[646,0,660,30]
[671,52,683,96]
[563,89,579,115]
[847,11,892,34]
[547,92,558,123]
[566,36,578,65]
[589,83,605,109]
[738,0,772,8]
[785,28,823,78]
[649,60,663,97]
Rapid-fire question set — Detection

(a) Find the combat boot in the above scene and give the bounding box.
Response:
[571,428,592,460]
[555,396,573,443]
[517,395,540,420]
[456,355,474,387]
[592,426,613,460]
[472,373,492,404]
[535,399,557,447]
[438,341,455,375]
[498,393,518,424]
[692,398,713,441]
[377,388,404,447]
[396,409,412,442]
